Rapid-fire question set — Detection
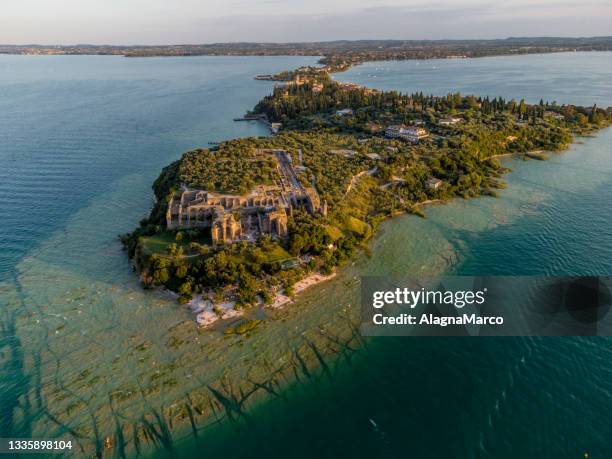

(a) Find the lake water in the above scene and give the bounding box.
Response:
[1,52,611,458]
[339,51,612,106]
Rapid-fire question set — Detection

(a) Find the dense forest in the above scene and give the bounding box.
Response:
[178,141,278,194]
[254,77,609,132]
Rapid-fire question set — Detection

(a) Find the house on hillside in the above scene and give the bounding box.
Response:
[385,125,429,143]
[426,178,444,190]
[544,111,565,120]
[337,82,362,91]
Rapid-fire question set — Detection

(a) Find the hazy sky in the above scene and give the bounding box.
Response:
[2,0,611,44]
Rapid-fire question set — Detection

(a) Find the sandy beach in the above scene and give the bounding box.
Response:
[187,272,337,325]
[268,272,337,309]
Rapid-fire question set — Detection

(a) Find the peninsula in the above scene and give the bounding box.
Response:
[122,62,612,327]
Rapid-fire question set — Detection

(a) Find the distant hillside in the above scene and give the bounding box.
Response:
[2,36,612,65]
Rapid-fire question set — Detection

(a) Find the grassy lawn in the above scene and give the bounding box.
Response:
[342,216,370,236]
[227,244,292,264]
[324,224,344,241]
[141,232,185,255]
[262,244,292,263]
[141,231,291,265]
[140,230,211,256]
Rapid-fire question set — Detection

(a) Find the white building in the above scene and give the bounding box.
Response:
[385,125,429,143]
[426,178,444,190]
[438,116,462,126]
[544,111,565,120]
[335,108,354,116]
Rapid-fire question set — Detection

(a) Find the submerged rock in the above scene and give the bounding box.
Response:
[221,309,243,320]
[196,311,218,327]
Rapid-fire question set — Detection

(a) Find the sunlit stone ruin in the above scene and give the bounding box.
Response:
[166,149,327,244]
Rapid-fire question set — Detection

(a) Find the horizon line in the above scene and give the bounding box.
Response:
[2,35,612,48]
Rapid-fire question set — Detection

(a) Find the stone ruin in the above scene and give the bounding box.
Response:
[166,150,327,245]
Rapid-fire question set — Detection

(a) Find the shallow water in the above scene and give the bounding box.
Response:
[0,54,325,452]
[171,126,612,459]
[1,52,612,458]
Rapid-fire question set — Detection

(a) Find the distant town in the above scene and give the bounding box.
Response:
[3,36,612,74]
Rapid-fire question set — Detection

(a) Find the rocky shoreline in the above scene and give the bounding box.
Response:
[188,272,337,328]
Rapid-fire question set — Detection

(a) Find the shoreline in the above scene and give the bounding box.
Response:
[4,46,612,72]
[268,272,337,309]
[188,271,337,327]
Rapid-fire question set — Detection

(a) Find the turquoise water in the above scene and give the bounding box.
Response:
[1,53,612,458]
